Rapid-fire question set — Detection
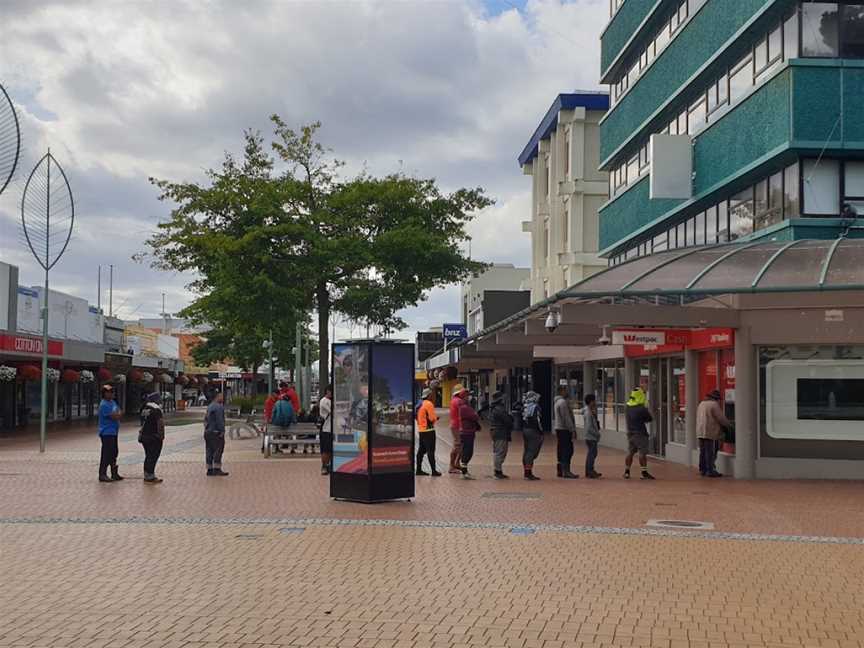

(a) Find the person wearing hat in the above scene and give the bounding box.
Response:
[697,389,731,478]
[97,384,124,483]
[416,387,441,476]
[624,387,654,480]
[448,384,467,473]
[139,392,165,484]
[489,391,513,479]
[521,391,544,480]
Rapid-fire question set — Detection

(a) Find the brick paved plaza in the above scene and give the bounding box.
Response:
[2,413,864,648]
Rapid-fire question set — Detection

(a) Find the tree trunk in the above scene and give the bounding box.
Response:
[317,283,330,391]
[250,360,260,397]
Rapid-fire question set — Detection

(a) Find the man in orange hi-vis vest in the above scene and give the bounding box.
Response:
[416,387,441,476]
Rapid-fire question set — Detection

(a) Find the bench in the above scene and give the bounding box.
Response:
[262,422,320,457]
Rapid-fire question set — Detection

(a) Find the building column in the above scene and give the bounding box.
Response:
[624,356,638,395]
[582,361,596,399]
[734,326,756,479]
[684,349,698,467]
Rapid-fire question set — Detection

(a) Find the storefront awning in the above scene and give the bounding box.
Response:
[563,238,864,299]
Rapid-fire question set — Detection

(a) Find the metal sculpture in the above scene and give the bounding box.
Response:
[21,151,75,452]
[0,82,21,197]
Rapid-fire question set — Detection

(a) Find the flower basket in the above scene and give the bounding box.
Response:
[18,365,41,382]
[198,376,209,385]
[141,371,154,384]
[177,375,189,386]
[98,368,113,382]
[128,369,144,384]
[80,370,95,384]
[0,366,16,382]
[62,369,80,384]
[161,374,174,384]
[46,368,60,382]
[113,373,127,384]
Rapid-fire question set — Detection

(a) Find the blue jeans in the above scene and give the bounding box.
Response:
[699,438,717,475]
[585,440,599,474]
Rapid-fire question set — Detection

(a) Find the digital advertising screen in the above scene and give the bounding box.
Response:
[369,344,414,474]
[332,343,369,474]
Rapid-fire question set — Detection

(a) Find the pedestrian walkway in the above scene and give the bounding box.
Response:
[3,415,864,647]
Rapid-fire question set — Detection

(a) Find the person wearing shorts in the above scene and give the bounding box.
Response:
[448,384,467,473]
[624,388,655,480]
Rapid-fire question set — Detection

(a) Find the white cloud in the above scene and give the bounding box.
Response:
[0,0,606,327]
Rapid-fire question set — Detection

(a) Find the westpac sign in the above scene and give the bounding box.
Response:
[612,330,666,346]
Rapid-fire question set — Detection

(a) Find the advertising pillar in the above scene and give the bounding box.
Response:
[330,341,416,502]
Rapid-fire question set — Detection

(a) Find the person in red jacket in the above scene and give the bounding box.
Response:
[458,394,481,480]
[448,385,467,474]
[279,382,301,413]
[263,388,279,423]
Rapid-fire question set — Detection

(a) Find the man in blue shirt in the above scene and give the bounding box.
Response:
[98,384,124,482]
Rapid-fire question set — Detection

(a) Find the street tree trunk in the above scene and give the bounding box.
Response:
[317,283,330,391]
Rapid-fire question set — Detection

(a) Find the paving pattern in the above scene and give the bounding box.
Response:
[2,412,864,647]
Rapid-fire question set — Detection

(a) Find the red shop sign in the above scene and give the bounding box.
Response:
[689,328,734,350]
[0,334,64,357]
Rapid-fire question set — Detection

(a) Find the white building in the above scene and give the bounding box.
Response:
[460,264,530,336]
[519,92,610,301]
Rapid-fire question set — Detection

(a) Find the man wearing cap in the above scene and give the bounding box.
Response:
[97,384,124,483]
[697,389,731,478]
[139,392,165,484]
[624,387,655,480]
[416,387,441,476]
[448,384,467,473]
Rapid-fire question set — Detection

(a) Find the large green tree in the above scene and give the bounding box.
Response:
[144,117,490,389]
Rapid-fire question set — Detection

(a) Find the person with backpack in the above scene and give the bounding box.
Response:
[624,388,655,480]
[270,393,297,454]
[139,391,165,484]
[318,387,333,475]
[489,391,513,479]
[416,387,441,476]
[457,393,481,480]
[521,391,544,481]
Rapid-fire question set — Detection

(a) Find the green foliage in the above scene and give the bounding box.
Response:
[229,394,268,414]
[143,117,490,388]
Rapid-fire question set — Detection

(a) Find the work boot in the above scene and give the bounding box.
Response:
[587,471,603,479]
[416,468,430,476]
[640,470,655,480]
[430,469,442,477]
[110,464,124,481]
[560,468,579,479]
[212,469,229,476]
[207,468,215,476]
[494,470,509,479]
[144,476,163,484]
[524,466,540,481]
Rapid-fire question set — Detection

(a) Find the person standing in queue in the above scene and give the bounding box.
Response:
[98,384,124,483]
[204,392,229,476]
[624,388,654,480]
[457,392,480,480]
[521,391,544,480]
[697,389,730,478]
[448,384,467,474]
[416,387,441,476]
[553,386,579,479]
[139,391,165,484]
[489,391,513,479]
[318,387,333,475]
[583,394,602,478]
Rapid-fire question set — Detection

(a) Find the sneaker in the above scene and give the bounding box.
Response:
[524,473,540,481]
[587,471,603,479]
[212,469,230,476]
[430,470,442,477]
[416,469,430,476]
[321,466,330,476]
[144,477,163,484]
[623,470,631,480]
[640,471,655,480]
[494,471,509,480]
[561,471,580,479]
[462,472,475,480]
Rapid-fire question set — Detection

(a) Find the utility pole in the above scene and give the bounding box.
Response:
[108,264,114,317]
[97,265,101,314]
[267,328,274,395]
[295,322,302,409]
[160,292,168,334]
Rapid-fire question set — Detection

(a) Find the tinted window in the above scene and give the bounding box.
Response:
[798,378,864,421]
[842,4,864,57]
[802,3,839,56]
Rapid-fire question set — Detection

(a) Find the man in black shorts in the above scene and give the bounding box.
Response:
[624,388,655,480]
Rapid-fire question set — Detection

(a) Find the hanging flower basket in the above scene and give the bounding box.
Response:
[79,370,95,384]
[46,368,60,382]
[141,371,155,384]
[62,369,80,384]
[161,373,174,384]
[198,376,209,385]
[18,365,41,381]
[177,375,189,386]
[98,368,113,382]
[0,366,16,382]
[113,373,127,384]
[128,369,144,384]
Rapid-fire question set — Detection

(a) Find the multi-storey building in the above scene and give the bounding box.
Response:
[599,0,864,262]
[519,93,610,301]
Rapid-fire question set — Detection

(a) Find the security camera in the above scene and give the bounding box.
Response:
[544,311,559,333]
[598,325,611,345]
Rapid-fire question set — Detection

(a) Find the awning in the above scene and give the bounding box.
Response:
[564,238,864,299]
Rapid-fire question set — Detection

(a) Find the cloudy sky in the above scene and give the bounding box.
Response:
[0,0,606,340]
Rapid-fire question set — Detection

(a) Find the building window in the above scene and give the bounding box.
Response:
[803,159,840,215]
[785,162,801,216]
[705,205,718,243]
[802,3,840,57]
[543,225,550,259]
[729,187,755,240]
[564,204,571,247]
[564,129,571,178]
[844,161,864,213]
[545,157,551,198]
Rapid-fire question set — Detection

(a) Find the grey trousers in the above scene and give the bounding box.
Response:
[205,433,225,469]
[493,439,509,472]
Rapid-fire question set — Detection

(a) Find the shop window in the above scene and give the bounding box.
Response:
[729,187,755,240]
[802,3,839,57]
[803,158,840,215]
[784,162,801,217]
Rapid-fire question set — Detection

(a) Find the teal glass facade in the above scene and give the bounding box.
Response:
[598,0,864,261]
